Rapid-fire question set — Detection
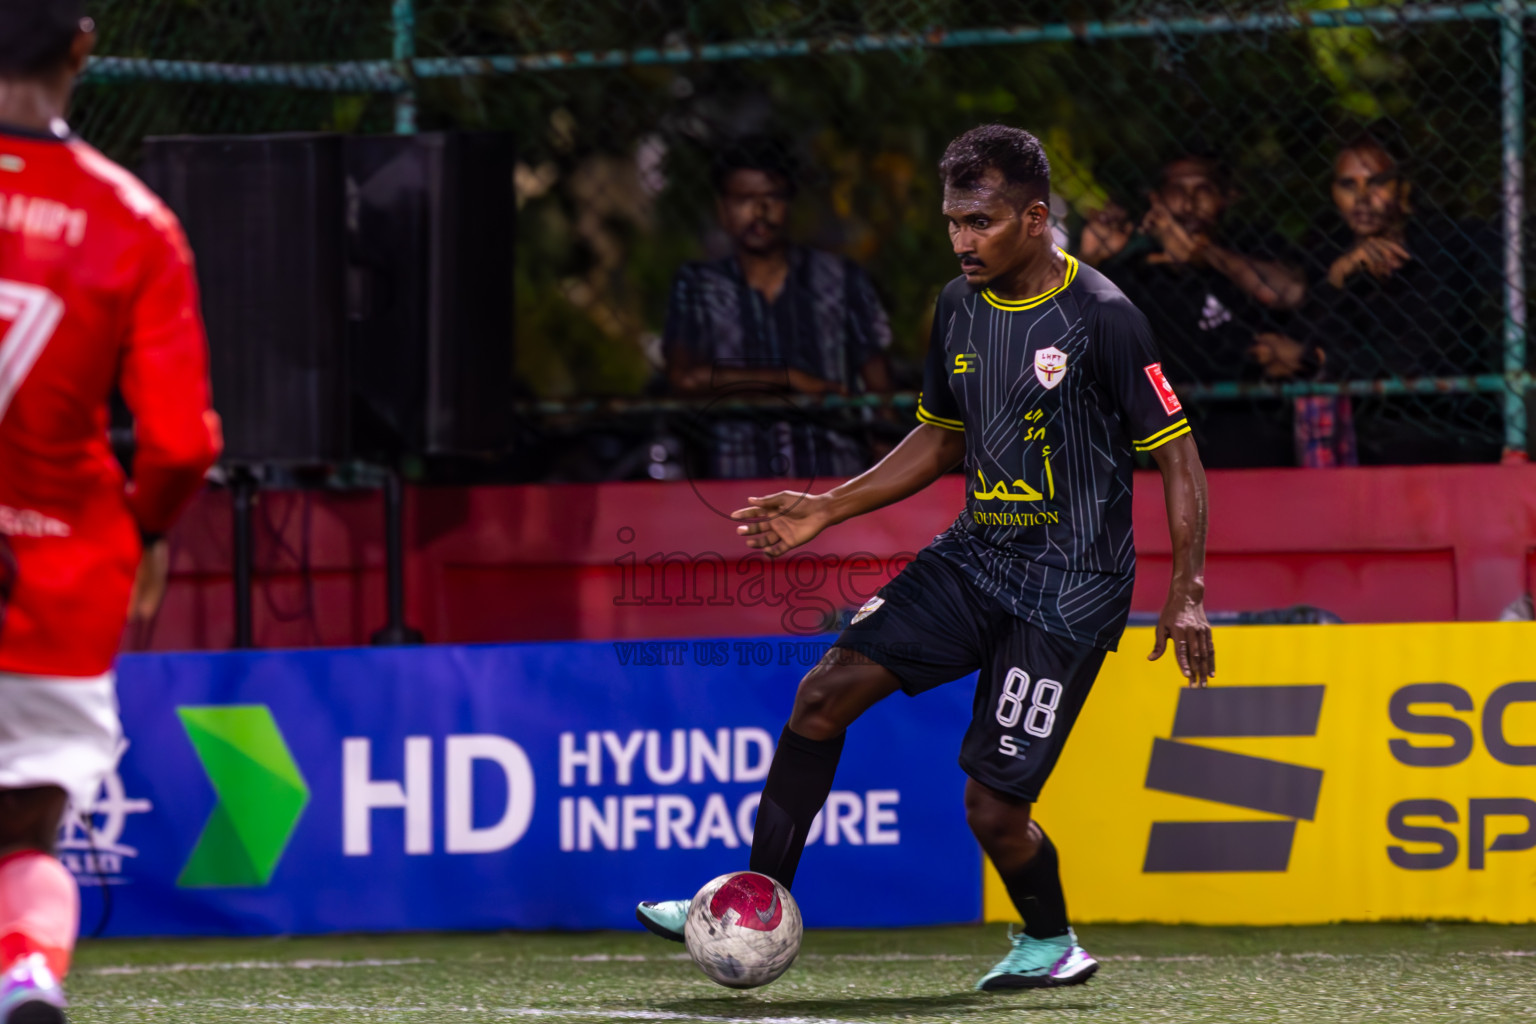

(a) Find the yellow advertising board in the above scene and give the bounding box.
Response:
[984,623,1536,924]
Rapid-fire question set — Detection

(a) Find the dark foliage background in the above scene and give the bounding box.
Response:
[69,1,1531,457]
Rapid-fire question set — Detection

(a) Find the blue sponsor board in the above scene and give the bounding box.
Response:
[76,639,981,936]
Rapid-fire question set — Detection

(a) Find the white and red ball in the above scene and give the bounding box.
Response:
[683,871,802,989]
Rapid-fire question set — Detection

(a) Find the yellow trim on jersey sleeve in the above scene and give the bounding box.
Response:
[1134,418,1192,452]
[916,397,965,431]
[981,250,1080,312]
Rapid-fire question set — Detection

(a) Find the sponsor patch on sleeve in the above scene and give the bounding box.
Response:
[1144,362,1183,415]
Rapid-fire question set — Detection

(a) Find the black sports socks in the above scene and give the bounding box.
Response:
[1000,827,1071,939]
[746,721,1068,941]
[747,725,845,889]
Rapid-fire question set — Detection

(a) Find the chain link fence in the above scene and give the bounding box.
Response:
[71,0,1534,473]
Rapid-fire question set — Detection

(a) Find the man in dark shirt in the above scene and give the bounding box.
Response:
[1278,136,1501,464]
[636,124,1215,993]
[1092,156,1305,466]
[664,141,893,480]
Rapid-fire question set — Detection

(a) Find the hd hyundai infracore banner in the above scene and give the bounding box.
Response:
[78,640,982,936]
[67,624,1536,936]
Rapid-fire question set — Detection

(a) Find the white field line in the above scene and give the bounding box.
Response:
[78,1002,872,1024]
[555,953,977,964]
[554,953,976,964]
[84,948,1536,977]
[549,949,1536,965]
[570,953,674,962]
[85,957,433,976]
[1105,949,1536,963]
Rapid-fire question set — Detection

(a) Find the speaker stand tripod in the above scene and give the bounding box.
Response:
[230,467,256,649]
[227,464,423,650]
[371,465,424,646]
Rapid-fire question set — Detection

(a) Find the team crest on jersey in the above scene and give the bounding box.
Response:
[1034,346,1068,389]
[850,595,885,624]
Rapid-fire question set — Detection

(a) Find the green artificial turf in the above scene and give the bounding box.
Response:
[67,922,1536,1023]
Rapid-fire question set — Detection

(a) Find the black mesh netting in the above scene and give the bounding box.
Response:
[68,0,1536,470]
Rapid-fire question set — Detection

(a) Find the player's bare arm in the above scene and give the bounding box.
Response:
[731,422,965,557]
[127,537,171,624]
[1146,432,1215,686]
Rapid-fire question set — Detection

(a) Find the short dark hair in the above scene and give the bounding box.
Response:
[939,124,1051,206]
[1160,153,1233,193]
[711,138,798,197]
[1337,132,1404,177]
[0,0,85,77]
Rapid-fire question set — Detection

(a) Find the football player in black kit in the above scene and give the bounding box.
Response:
[638,124,1215,991]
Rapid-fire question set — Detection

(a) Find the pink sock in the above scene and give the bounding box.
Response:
[0,850,78,979]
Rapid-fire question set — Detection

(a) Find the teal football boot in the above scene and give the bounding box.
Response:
[635,899,689,942]
[975,927,1098,991]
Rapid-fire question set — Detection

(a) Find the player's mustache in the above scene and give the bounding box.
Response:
[959,256,984,268]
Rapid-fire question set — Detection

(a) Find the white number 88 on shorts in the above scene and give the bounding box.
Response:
[995,668,1062,738]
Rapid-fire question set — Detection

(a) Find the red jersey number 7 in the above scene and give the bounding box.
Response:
[0,279,65,424]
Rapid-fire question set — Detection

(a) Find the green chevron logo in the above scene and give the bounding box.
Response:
[176,705,310,888]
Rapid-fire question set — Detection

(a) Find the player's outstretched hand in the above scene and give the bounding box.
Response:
[1148,593,1215,687]
[731,491,834,558]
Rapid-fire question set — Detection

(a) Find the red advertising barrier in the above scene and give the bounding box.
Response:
[130,465,1536,653]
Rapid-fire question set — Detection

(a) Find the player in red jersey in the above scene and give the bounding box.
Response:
[0,3,222,1020]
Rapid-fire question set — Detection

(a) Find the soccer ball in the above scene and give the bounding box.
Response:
[683,871,802,989]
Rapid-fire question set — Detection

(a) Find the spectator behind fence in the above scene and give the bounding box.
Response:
[663,140,893,480]
[1083,155,1305,467]
[1261,135,1501,465]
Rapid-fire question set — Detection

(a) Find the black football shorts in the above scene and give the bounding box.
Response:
[834,549,1106,802]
